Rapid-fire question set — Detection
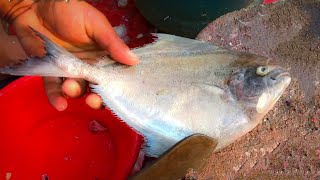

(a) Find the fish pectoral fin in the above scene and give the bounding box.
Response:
[192,82,226,95]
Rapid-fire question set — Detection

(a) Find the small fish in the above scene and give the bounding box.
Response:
[0,29,291,157]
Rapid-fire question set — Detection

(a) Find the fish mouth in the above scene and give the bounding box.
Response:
[269,70,291,102]
[270,70,290,81]
[258,71,291,114]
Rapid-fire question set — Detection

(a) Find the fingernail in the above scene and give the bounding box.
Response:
[62,79,81,98]
[86,94,103,110]
[127,51,139,64]
[56,105,67,111]
[56,103,67,111]
[54,97,68,111]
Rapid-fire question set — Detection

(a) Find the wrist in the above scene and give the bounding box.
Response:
[0,0,35,23]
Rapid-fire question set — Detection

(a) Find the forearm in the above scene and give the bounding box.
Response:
[0,0,34,22]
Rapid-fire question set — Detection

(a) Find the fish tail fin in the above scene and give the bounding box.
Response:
[0,27,88,79]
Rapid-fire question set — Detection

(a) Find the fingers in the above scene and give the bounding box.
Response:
[0,23,27,66]
[85,93,103,110]
[45,77,103,111]
[62,79,103,110]
[43,77,68,111]
[15,26,45,57]
[12,10,69,57]
[11,5,106,111]
[61,79,103,110]
[12,12,47,57]
[61,78,87,98]
[85,6,139,66]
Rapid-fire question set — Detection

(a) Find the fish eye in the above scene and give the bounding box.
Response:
[256,66,270,76]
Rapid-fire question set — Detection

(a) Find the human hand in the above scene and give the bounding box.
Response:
[0,0,139,111]
[0,21,26,68]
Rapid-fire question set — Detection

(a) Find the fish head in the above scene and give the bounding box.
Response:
[228,56,291,120]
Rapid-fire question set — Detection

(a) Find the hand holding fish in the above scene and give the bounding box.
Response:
[0,0,139,111]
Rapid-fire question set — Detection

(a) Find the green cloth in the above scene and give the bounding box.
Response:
[136,0,253,38]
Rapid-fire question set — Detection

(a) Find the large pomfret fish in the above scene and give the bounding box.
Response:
[0,30,291,157]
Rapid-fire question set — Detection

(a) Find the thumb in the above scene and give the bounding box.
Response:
[86,8,139,66]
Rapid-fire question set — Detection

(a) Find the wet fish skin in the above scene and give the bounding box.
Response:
[0,30,291,157]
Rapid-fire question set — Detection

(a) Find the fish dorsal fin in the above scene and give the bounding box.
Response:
[90,34,224,65]
[132,34,222,58]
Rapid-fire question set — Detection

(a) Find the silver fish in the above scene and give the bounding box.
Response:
[0,30,291,157]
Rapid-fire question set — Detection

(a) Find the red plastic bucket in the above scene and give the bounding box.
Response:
[0,76,143,180]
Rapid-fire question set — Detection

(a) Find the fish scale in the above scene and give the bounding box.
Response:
[0,29,291,157]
